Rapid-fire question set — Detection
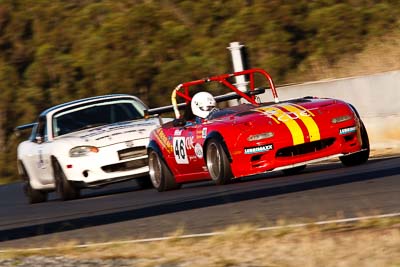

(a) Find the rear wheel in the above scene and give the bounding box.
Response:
[53,160,80,201]
[206,139,233,185]
[19,163,47,204]
[282,165,306,176]
[148,150,180,192]
[340,121,370,166]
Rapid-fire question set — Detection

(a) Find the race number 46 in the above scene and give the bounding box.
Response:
[173,137,189,164]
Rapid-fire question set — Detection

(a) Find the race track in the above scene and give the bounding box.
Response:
[0,156,399,249]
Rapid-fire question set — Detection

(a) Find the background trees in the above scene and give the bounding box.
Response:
[0,0,399,182]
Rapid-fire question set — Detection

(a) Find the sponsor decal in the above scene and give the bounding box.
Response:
[37,150,47,169]
[255,104,321,146]
[202,128,207,138]
[339,126,356,135]
[113,128,146,136]
[80,121,155,139]
[195,143,203,159]
[174,129,183,136]
[244,144,273,154]
[185,136,195,150]
[155,128,173,153]
[95,135,110,141]
[195,129,204,140]
[95,128,147,141]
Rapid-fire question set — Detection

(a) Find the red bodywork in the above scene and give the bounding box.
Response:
[149,69,365,183]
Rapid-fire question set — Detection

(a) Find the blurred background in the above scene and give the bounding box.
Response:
[1,0,399,182]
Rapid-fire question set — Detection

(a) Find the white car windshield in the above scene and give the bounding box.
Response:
[53,99,146,137]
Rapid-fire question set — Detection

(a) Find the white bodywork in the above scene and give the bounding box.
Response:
[17,95,164,191]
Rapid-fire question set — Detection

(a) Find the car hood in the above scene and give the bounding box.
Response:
[209,98,342,138]
[216,98,339,123]
[57,118,161,147]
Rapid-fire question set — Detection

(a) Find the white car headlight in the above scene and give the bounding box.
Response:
[247,132,274,141]
[69,146,99,157]
[331,115,352,124]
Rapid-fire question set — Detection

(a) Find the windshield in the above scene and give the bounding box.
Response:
[52,99,146,137]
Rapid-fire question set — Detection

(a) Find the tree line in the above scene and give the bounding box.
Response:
[0,0,399,182]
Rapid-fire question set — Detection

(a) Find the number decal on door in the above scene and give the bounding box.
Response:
[173,137,189,164]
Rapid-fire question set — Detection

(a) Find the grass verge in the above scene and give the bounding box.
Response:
[1,216,399,267]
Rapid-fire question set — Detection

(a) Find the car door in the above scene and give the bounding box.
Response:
[171,124,205,178]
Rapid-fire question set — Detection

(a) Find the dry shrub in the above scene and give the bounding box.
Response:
[292,31,400,83]
[65,221,400,267]
[3,219,400,267]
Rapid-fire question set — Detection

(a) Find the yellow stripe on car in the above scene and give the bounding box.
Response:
[281,104,321,142]
[258,106,305,145]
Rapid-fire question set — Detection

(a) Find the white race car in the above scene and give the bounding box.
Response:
[16,94,165,203]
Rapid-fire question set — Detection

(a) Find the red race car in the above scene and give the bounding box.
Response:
[147,68,369,191]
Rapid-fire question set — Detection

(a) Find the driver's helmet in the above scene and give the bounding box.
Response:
[191,92,216,119]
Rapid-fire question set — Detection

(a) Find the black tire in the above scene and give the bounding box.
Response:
[24,182,48,204]
[53,160,80,201]
[340,120,370,167]
[148,150,180,192]
[19,163,47,204]
[282,165,306,176]
[205,139,233,185]
[135,175,153,189]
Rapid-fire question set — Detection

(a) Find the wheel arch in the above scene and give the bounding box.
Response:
[148,140,162,156]
[347,103,361,119]
[17,160,28,181]
[17,159,47,190]
[347,103,369,149]
[147,140,175,175]
[50,155,61,176]
[50,155,72,184]
[204,131,232,162]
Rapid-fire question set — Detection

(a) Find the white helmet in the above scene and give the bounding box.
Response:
[191,92,216,119]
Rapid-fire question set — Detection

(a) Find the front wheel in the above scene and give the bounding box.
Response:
[19,162,47,204]
[340,121,370,166]
[53,160,80,201]
[24,182,48,204]
[148,150,180,192]
[205,139,233,185]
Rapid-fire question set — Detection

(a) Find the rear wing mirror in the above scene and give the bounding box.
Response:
[143,110,166,126]
[14,123,36,137]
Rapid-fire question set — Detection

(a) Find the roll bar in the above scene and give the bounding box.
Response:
[147,68,279,118]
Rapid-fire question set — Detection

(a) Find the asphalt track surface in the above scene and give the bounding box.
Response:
[0,156,399,249]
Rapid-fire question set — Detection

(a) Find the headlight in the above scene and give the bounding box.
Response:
[69,146,99,157]
[247,132,274,141]
[331,115,352,124]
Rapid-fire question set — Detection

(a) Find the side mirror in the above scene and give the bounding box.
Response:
[35,136,43,144]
